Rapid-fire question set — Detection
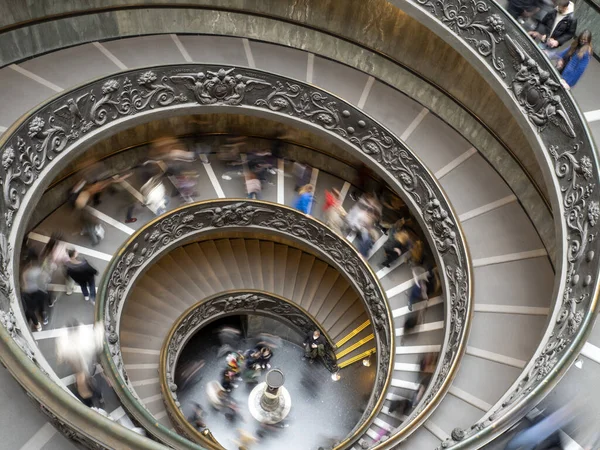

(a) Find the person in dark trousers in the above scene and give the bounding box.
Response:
[303,330,326,362]
[381,229,412,268]
[65,249,98,304]
[75,370,103,408]
[189,403,207,431]
[529,0,577,49]
[507,0,542,21]
[255,346,273,370]
[221,368,237,392]
[21,252,49,330]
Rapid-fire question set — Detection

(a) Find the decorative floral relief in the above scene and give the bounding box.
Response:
[0,66,471,444]
[416,0,507,76]
[506,36,576,138]
[437,59,595,450]
[170,68,270,105]
[255,81,348,136]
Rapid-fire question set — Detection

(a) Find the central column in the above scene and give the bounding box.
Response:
[248,369,292,424]
[260,369,285,411]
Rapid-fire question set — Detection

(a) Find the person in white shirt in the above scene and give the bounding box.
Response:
[529,0,577,49]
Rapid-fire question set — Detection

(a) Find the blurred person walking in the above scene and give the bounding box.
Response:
[40,232,74,306]
[256,346,273,370]
[56,320,105,407]
[234,429,258,450]
[323,188,347,234]
[189,403,207,431]
[21,251,49,330]
[246,172,262,200]
[556,30,593,89]
[381,228,412,269]
[294,184,315,215]
[292,162,311,192]
[56,321,104,373]
[323,188,341,212]
[529,0,576,49]
[217,325,241,357]
[206,380,227,410]
[65,249,98,304]
[75,370,103,408]
[407,264,438,311]
[504,401,577,450]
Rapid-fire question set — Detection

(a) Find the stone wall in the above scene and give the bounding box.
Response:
[574,0,600,58]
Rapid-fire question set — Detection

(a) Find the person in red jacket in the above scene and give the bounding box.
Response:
[323,188,341,212]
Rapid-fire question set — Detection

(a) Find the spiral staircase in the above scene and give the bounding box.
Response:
[0,1,599,450]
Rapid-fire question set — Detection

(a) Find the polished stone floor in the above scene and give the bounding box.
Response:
[176,317,376,450]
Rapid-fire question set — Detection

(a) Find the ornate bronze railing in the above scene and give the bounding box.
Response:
[0,63,470,447]
[96,200,395,445]
[383,0,600,448]
[159,289,339,444]
[97,200,393,448]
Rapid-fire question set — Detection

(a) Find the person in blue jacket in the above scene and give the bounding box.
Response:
[557,30,593,89]
[293,184,314,214]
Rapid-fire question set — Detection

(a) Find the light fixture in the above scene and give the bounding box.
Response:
[331,372,341,381]
[575,358,583,369]
[363,355,371,367]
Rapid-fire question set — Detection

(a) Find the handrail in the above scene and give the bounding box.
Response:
[0,312,169,449]
[96,200,392,448]
[0,64,470,447]
[384,0,600,448]
[159,289,339,445]
[0,1,595,448]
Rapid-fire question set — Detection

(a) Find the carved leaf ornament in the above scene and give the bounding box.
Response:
[0,65,471,443]
[401,0,599,447]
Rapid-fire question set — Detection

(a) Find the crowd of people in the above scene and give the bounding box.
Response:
[21,235,99,331]
[507,0,592,89]
[184,327,291,448]
[20,131,443,445]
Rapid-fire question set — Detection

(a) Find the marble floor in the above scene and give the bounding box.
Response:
[176,316,376,450]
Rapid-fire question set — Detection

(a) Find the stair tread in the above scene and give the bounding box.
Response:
[156,254,204,302]
[245,240,264,290]
[184,243,224,293]
[199,240,235,291]
[292,253,316,303]
[215,239,244,288]
[120,330,164,350]
[230,239,253,287]
[330,309,369,342]
[121,313,171,336]
[320,289,359,327]
[260,241,275,292]
[169,246,212,297]
[311,276,349,318]
[303,265,337,311]
[273,244,288,296]
[143,264,196,307]
[283,248,302,299]
[130,283,187,318]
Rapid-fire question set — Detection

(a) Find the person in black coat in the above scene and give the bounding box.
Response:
[64,249,98,304]
[303,330,326,361]
[529,0,577,49]
[507,0,542,21]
